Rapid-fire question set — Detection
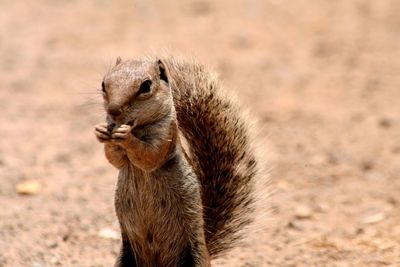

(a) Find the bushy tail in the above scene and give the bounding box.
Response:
[163,57,268,258]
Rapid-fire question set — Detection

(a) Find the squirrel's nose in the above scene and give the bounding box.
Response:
[107,106,122,117]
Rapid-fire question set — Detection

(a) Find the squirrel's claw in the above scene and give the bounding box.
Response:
[111,124,133,141]
[95,123,111,143]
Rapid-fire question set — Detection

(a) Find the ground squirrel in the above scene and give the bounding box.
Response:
[94,56,268,267]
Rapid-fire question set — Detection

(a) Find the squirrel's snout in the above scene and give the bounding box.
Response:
[107,106,122,117]
[106,105,124,126]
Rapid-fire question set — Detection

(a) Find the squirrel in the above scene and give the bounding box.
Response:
[94,56,268,267]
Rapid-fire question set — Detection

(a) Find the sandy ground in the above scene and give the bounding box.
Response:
[1,0,400,266]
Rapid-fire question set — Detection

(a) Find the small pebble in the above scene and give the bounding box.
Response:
[360,210,385,224]
[190,1,211,15]
[294,205,313,219]
[62,233,70,242]
[287,220,304,231]
[50,256,61,265]
[360,160,374,171]
[378,117,392,128]
[98,227,119,240]
[16,180,41,195]
[47,240,58,249]
[314,202,329,213]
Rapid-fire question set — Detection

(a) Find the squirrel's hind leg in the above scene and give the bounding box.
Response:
[178,246,196,267]
[114,235,137,267]
[178,243,211,267]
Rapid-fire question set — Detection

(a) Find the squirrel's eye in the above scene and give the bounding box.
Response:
[101,81,106,93]
[138,80,152,95]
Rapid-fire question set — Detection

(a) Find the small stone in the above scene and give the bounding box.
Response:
[294,205,312,219]
[387,197,398,206]
[360,210,385,224]
[287,220,304,231]
[231,34,252,49]
[314,202,329,213]
[378,117,392,128]
[47,240,58,249]
[98,227,119,240]
[16,180,41,195]
[355,227,364,235]
[189,1,211,15]
[360,160,374,171]
[392,146,400,154]
[50,256,61,265]
[62,233,70,242]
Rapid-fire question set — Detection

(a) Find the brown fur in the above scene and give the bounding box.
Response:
[94,56,267,266]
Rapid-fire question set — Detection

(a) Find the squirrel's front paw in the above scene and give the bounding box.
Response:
[111,124,133,146]
[95,123,111,143]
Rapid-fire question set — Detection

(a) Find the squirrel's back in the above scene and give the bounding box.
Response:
[158,57,269,258]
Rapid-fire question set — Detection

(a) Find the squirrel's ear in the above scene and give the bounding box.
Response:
[115,57,122,66]
[157,59,169,84]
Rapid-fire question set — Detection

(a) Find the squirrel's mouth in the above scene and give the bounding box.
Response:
[105,119,136,133]
[107,123,116,133]
[106,114,136,125]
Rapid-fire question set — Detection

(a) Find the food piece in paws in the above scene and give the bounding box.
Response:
[107,123,116,134]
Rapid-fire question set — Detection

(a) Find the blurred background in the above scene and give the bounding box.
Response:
[1,0,399,266]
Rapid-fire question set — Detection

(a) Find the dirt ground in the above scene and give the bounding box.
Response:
[1,0,400,266]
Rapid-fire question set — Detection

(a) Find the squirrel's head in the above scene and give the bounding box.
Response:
[101,58,173,127]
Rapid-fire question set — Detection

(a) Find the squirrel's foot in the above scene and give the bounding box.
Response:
[95,123,111,143]
[111,124,133,147]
